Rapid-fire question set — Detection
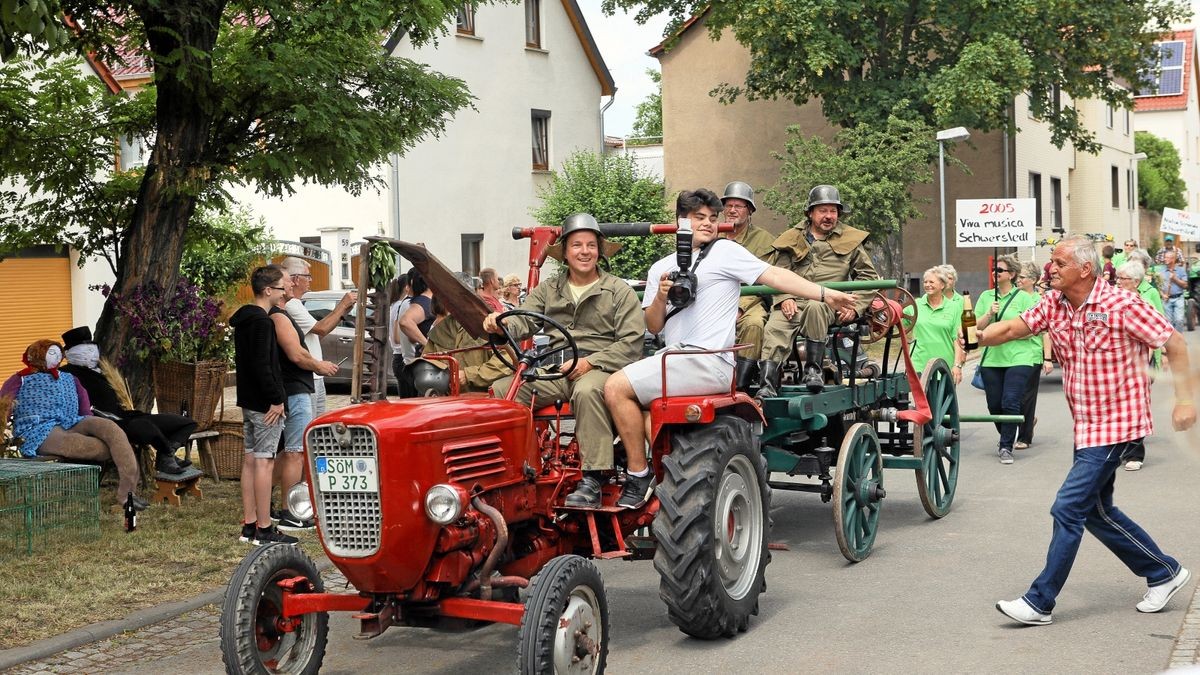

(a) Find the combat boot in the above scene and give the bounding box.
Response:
[755,360,782,401]
[803,339,826,393]
[734,357,758,393]
[155,447,186,475]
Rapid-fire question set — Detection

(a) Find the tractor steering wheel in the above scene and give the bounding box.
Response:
[489,309,580,382]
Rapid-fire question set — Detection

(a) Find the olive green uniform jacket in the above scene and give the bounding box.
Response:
[766,222,879,315]
[424,316,512,392]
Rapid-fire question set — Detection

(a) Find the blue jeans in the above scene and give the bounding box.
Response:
[282,393,313,451]
[1023,442,1180,613]
[980,365,1035,450]
[1165,295,1186,331]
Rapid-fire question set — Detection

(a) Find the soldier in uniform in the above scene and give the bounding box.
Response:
[756,185,879,397]
[484,214,645,509]
[720,181,776,391]
[414,307,513,395]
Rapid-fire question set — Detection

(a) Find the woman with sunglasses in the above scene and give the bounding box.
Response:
[975,255,1041,464]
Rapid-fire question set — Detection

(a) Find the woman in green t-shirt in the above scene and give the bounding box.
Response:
[1115,258,1166,472]
[975,255,1041,465]
[1014,262,1053,450]
[909,266,965,384]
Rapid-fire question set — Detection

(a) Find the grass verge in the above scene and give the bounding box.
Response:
[0,479,323,650]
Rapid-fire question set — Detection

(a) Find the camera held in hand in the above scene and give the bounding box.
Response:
[667,218,697,308]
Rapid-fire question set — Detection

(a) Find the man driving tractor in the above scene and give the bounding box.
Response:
[483,213,645,509]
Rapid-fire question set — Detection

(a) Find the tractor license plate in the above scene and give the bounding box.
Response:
[315,456,379,493]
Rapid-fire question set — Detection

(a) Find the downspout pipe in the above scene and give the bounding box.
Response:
[599,93,616,151]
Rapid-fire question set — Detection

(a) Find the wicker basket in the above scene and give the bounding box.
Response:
[210,418,245,480]
[154,360,227,431]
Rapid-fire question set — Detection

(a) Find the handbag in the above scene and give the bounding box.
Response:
[970,291,1019,391]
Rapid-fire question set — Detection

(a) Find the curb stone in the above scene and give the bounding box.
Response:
[0,556,331,670]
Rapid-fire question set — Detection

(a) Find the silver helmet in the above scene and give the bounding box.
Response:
[806,185,844,213]
[407,360,451,397]
[558,213,603,244]
[721,181,756,212]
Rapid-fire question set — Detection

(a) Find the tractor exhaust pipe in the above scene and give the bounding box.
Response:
[473,496,509,601]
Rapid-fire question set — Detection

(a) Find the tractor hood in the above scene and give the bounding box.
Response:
[366,236,492,340]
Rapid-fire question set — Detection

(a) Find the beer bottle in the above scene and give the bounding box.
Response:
[961,291,979,351]
[124,491,137,532]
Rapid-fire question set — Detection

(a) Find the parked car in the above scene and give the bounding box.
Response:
[300,291,396,388]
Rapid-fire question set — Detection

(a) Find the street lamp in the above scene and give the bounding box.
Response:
[1131,152,1147,241]
[936,126,971,265]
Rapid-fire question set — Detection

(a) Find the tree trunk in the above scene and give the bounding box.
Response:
[870,232,905,287]
[93,1,225,411]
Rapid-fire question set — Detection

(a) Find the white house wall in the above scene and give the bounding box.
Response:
[1072,97,1139,242]
[1013,92,1075,262]
[229,2,604,282]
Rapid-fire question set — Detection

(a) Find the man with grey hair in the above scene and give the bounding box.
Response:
[982,234,1195,626]
[280,256,357,414]
[1160,248,1188,331]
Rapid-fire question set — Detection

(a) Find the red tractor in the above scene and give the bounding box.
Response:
[219,224,771,674]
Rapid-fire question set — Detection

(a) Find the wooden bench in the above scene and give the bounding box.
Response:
[150,466,205,506]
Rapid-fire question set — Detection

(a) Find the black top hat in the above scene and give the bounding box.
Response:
[61,326,95,350]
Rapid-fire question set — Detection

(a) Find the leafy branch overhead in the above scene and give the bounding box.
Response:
[604,0,1186,151]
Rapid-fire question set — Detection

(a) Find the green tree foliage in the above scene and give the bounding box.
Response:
[0,0,480,407]
[764,110,938,277]
[1134,131,1187,213]
[629,68,662,145]
[180,205,275,299]
[532,151,672,280]
[0,0,69,60]
[605,0,1185,153]
[0,57,155,272]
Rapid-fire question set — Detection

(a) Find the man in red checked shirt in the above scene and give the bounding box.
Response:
[980,234,1196,626]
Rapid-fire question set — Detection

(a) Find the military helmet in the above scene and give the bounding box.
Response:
[721,181,756,212]
[558,213,603,244]
[806,185,844,213]
[407,360,451,397]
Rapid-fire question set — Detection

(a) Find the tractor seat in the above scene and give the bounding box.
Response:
[532,403,573,417]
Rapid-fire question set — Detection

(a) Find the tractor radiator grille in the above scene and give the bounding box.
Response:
[307,424,381,558]
[442,436,505,487]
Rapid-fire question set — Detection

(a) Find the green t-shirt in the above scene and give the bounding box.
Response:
[909,293,962,372]
[978,287,1041,367]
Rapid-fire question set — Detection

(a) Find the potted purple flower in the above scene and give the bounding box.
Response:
[101,279,231,430]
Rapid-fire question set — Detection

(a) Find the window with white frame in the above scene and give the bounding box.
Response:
[1136,40,1185,97]
[119,134,150,170]
[1105,103,1113,129]
[1111,166,1120,209]
[1123,107,1130,135]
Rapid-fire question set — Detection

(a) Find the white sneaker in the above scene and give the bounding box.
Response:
[1124,460,1143,471]
[1137,568,1190,613]
[996,598,1052,625]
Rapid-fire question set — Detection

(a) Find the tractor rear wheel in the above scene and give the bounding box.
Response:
[653,416,771,639]
[517,554,608,675]
[220,543,328,675]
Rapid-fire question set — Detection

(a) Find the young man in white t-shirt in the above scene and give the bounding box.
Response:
[602,189,858,509]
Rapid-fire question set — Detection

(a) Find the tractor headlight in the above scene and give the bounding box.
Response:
[424,484,466,525]
[286,482,315,522]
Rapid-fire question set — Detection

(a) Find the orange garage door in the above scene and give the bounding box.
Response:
[0,251,73,376]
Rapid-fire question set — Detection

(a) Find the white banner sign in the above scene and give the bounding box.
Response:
[954,198,1037,248]
[1161,207,1200,241]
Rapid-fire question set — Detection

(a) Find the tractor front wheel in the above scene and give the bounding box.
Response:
[517,554,609,675]
[220,543,328,675]
[653,416,771,639]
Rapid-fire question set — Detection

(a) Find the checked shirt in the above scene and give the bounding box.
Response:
[1021,279,1174,449]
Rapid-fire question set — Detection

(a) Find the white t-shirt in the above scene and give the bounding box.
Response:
[284,298,323,380]
[643,239,770,364]
[389,298,411,356]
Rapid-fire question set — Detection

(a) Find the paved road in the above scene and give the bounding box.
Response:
[14,330,1200,674]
